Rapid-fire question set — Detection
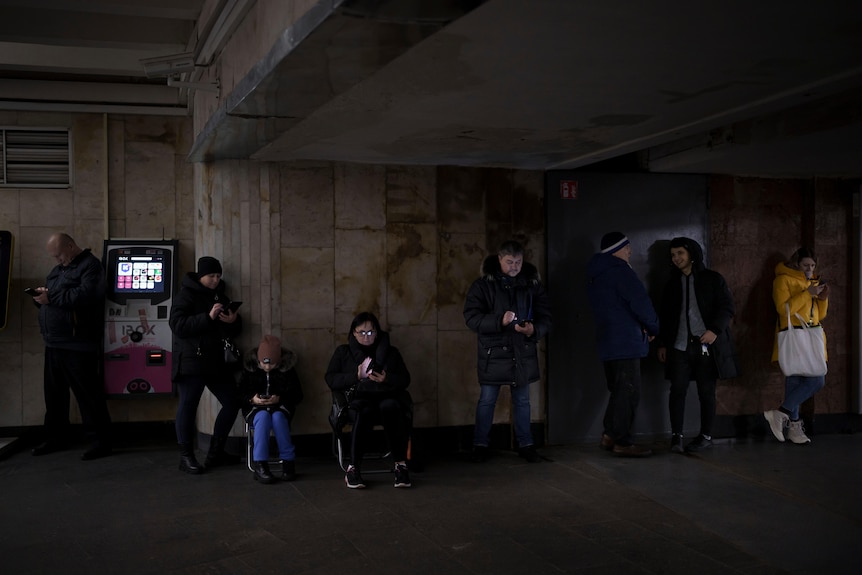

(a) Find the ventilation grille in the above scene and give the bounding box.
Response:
[0,128,70,187]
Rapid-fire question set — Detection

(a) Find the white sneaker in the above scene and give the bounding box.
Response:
[764,410,789,442]
[786,419,811,444]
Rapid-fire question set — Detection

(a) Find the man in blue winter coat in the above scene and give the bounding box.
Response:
[586,232,658,457]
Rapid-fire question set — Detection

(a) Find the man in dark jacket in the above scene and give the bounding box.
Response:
[586,232,658,457]
[30,232,112,460]
[657,237,739,453]
[464,240,551,463]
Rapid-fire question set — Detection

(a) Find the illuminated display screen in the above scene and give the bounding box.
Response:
[115,257,165,293]
[105,244,174,305]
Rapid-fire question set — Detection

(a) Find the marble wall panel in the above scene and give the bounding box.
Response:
[283,327,340,435]
[484,169,513,227]
[438,166,485,234]
[389,324,437,428]
[334,163,386,230]
[70,114,105,222]
[386,165,436,223]
[19,189,73,230]
[281,163,334,248]
[0,341,23,425]
[108,118,126,225]
[438,232,487,330]
[281,247,334,329]
[386,223,437,326]
[334,229,386,330]
[175,154,195,240]
[22,345,44,426]
[124,141,177,238]
[437,329,485,427]
[512,170,546,236]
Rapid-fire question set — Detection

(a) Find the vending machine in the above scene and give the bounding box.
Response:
[103,239,178,396]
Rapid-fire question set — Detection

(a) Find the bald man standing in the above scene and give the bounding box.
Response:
[29,233,112,460]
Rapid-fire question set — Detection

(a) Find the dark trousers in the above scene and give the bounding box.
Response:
[667,341,717,437]
[602,358,642,446]
[349,397,409,466]
[43,347,112,446]
[174,374,241,445]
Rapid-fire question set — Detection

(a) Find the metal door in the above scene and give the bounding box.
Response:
[545,172,708,444]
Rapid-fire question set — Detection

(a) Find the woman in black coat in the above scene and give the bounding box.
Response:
[169,256,243,474]
[657,237,739,454]
[325,311,412,489]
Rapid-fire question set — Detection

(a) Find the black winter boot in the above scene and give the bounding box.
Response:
[281,460,296,482]
[253,461,275,484]
[179,443,203,475]
[204,436,240,468]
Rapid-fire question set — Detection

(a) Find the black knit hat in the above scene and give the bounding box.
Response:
[197,256,222,278]
[600,232,630,254]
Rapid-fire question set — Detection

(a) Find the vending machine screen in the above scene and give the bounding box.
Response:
[105,247,173,305]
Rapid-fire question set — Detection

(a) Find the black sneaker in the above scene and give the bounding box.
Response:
[670,434,684,454]
[394,463,412,488]
[685,435,713,453]
[345,465,365,489]
[470,445,489,463]
[518,445,540,463]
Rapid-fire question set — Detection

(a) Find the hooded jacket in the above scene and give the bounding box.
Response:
[658,237,740,379]
[586,251,659,361]
[463,255,552,386]
[169,272,242,380]
[240,346,303,419]
[772,261,828,362]
[38,248,105,351]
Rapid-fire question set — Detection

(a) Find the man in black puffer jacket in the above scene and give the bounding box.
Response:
[464,240,551,463]
[30,232,112,460]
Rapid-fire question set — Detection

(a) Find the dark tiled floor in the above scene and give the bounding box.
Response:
[1,432,860,575]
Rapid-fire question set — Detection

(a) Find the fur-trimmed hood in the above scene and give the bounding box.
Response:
[242,346,298,373]
[480,254,541,284]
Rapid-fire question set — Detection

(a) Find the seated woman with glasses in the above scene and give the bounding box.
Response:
[325,311,412,489]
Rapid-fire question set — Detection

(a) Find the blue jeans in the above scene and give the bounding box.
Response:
[473,384,533,448]
[782,375,825,420]
[251,410,295,462]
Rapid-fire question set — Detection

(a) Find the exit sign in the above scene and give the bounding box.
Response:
[560,180,578,199]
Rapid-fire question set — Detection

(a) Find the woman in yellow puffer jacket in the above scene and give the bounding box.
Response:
[764,247,829,445]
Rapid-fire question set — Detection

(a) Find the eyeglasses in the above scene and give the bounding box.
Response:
[354,329,376,337]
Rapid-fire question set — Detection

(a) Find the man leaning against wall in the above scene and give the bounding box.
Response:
[28,232,113,460]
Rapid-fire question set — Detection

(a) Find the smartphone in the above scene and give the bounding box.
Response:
[517,319,532,327]
[24,287,39,297]
[226,301,242,313]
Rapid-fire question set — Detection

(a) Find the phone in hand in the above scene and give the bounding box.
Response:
[226,301,242,313]
[24,287,40,297]
[258,393,271,400]
[517,319,532,327]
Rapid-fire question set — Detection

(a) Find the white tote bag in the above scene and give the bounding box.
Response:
[777,304,827,377]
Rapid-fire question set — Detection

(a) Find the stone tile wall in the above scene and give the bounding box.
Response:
[710,175,853,418]
[196,160,548,436]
